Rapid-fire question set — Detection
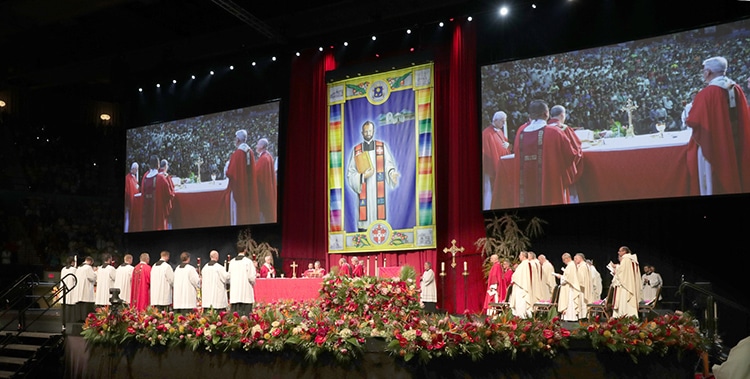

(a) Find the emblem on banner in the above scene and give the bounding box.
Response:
[367,80,390,105]
[370,222,390,245]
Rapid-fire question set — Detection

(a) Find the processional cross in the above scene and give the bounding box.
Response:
[620,99,638,138]
[443,239,464,269]
[290,261,298,278]
[195,157,204,183]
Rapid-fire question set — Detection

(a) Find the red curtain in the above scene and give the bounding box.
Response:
[281,20,486,313]
[279,50,336,273]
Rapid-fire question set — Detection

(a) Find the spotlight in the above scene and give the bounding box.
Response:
[100,113,111,121]
[229,65,234,70]
[296,52,300,56]
[439,22,444,27]
[272,56,276,61]
[191,75,196,80]
[0,100,6,107]
[532,4,537,8]
[138,88,143,92]
[407,29,412,34]
[252,61,256,66]
[172,79,177,84]
[210,70,214,75]
[319,47,324,51]
[343,41,349,47]
[372,35,377,41]
[156,83,161,88]
[500,6,509,16]
[468,16,473,22]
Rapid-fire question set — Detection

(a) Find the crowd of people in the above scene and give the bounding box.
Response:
[481,246,662,321]
[60,242,273,322]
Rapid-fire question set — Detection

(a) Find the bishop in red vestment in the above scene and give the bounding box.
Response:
[483,254,505,313]
[547,105,584,201]
[482,111,513,209]
[226,129,260,225]
[685,56,750,195]
[140,155,175,231]
[255,138,277,223]
[338,258,351,277]
[130,253,151,311]
[124,162,139,232]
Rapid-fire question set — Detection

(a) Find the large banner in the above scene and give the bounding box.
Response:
[327,63,436,253]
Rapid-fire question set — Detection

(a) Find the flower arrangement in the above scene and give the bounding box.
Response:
[82,276,708,367]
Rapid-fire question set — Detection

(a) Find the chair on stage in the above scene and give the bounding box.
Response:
[533,284,560,319]
[639,286,662,319]
[487,284,513,316]
[588,286,614,320]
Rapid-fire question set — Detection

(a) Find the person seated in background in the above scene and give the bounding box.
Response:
[302,263,315,277]
[312,261,327,278]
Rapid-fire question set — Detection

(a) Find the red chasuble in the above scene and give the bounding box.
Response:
[352,264,364,277]
[255,151,277,223]
[140,172,174,231]
[482,262,505,312]
[130,262,151,311]
[685,81,750,194]
[226,147,260,225]
[482,126,512,180]
[339,263,351,277]
[514,124,578,207]
[124,173,139,210]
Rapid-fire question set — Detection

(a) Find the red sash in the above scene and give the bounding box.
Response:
[355,141,387,222]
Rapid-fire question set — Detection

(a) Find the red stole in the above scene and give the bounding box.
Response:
[354,141,387,222]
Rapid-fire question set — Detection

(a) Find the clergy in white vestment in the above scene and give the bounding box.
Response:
[228,243,257,315]
[113,254,134,306]
[74,256,97,322]
[60,256,78,324]
[509,251,534,318]
[641,265,662,303]
[611,246,641,318]
[587,259,603,301]
[537,254,557,301]
[202,250,230,311]
[94,253,117,307]
[574,253,593,320]
[420,261,437,313]
[555,253,580,321]
[150,250,175,312]
[173,252,200,314]
[526,252,544,305]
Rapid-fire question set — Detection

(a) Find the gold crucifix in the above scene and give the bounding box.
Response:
[290,261,298,278]
[443,239,464,269]
[620,99,638,138]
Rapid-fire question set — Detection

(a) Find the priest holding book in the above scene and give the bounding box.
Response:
[346,120,400,232]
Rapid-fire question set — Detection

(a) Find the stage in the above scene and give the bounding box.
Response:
[64,334,698,379]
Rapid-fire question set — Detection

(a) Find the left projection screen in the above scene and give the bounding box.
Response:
[124,100,280,233]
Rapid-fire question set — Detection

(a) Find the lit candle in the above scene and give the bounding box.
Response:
[464,261,467,272]
[441,262,445,272]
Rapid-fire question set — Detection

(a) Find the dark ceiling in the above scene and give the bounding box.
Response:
[0,0,478,93]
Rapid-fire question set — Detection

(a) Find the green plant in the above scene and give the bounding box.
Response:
[474,213,546,277]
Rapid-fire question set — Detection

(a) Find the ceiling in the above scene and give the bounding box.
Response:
[0,0,477,94]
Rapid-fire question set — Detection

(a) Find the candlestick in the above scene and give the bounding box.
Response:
[441,261,445,272]
[383,257,386,267]
[463,261,467,272]
[375,256,378,277]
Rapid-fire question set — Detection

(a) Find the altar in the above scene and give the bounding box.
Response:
[492,130,693,208]
[129,179,229,232]
[254,277,323,303]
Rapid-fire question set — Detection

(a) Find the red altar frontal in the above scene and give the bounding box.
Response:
[254,278,323,303]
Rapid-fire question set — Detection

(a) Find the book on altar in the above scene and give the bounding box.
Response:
[354,152,372,174]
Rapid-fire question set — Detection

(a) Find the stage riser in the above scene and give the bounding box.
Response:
[66,336,696,379]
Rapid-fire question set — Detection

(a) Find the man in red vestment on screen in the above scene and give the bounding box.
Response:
[130,252,151,311]
[482,111,512,209]
[547,105,584,203]
[685,56,750,195]
[158,159,176,229]
[482,254,505,314]
[140,155,175,231]
[226,129,260,225]
[351,256,364,277]
[255,137,277,223]
[124,162,139,232]
[512,100,579,207]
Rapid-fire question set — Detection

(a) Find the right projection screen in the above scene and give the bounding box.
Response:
[480,17,750,211]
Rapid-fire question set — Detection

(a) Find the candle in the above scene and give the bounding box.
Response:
[441,262,445,272]
[464,261,467,272]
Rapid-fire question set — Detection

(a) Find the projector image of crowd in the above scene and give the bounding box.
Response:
[126,102,279,181]
[481,19,750,139]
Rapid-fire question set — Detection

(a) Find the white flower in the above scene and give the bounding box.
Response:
[339,328,352,338]
[251,325,263,335]
[403,329,417,341]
